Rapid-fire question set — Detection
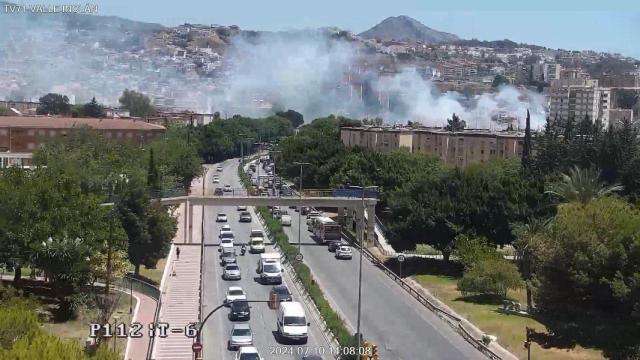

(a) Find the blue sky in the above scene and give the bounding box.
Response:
[95,0,640,58]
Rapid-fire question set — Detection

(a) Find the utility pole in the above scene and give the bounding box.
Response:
[356,185,378,354]
[269,150,281,196]
[293,162,310,255]
[199,166,208,325]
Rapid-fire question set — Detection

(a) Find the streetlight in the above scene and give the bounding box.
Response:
[269,150,282,196]
[356,185,378,354]
[199,166,208,323]
[293,162,310,255]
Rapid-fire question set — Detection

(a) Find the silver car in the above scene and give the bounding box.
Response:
[228,323,253,350]
[223,264,241,280]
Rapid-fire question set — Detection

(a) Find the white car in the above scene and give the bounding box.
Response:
[220,237,234,249]
[234,346,262,360]
[335,246,353,260]
[225,286,247,305]
[217,166,223,172]
[237,205,247,211]
[223,264,241,280]
[212,176,220,183]
[224,184,232,192]
[220,224,232,233]
[280,214,292,226]
[216,213,228,222]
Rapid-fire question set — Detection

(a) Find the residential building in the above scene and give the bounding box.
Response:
[0,116,166,167]
[549,78,600,124]
[340,126,524,167]
[340,126,413,152]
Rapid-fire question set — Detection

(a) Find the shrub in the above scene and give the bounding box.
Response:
[457,257,523,297]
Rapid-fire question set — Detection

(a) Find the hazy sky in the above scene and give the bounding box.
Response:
[47,0,640,58]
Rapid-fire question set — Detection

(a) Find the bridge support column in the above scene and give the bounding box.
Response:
[345,207,354,232]
[188,202,194,244]
[337,207,345,225]
[366,204,375,248]
[182,200,189,245]
[355,206,365,246]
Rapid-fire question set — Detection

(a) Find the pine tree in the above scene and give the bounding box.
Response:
[147,148,161,196]
[521,109,532,173]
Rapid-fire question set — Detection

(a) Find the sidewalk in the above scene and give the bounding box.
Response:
[151,175,204,360]
[124,290,157,360]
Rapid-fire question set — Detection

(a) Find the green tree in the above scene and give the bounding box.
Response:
[457,256,523,298]
[82,97,105,118]
[521,109,532,173]
[147,148,162,196]
[534,197,640,322]
[144,202,177,270]
[545,166,623,205]
[513,217,549,310]
[36,93,71,115]
[453,234,500,270]
[491,74,510,88]
[444,113,466,132]
[116,179,152,276]
[118,89,154,117]
[276,109,304,128]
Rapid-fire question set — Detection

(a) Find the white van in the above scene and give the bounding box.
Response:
[250,236,265,253]
[256,253,282,284]
[277,302,309,344]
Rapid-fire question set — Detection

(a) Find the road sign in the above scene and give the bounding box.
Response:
[192,342,203,352]
[295,253,303,261]
[397,254,406,262]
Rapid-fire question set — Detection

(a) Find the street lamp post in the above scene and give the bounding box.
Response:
[269,150,281,196]
[356,185,378,353]
[238,133,246,164]
[199,166,208,323]
[293,162,310,255]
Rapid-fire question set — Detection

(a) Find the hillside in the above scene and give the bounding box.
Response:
[359,15,459,43]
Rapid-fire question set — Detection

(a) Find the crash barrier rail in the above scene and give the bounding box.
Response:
[341,231,503,360]
[114,274,161,360]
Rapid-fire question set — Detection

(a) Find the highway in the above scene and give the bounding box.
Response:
[201,159,332,360]
[253,161,486,360]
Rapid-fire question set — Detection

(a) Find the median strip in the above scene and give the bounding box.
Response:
[238,159,358,359]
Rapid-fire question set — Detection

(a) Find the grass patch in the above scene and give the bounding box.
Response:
[414,244,442,256]
[137,258,166,286]
[414,274,604,360]
[258,207,357,353]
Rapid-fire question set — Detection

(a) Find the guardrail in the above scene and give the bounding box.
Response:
[114,275,161,360]
[341,231,503,360]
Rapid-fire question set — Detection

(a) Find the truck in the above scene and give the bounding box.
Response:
[256,253,282,284]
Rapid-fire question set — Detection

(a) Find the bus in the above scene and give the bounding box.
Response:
[312,216,341,244]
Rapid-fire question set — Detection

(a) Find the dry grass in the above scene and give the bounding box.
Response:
[42,290,137,356]
[414,274,604,360]
[138,258,166,285]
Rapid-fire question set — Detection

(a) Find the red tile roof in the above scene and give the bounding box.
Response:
[0,116,166,131]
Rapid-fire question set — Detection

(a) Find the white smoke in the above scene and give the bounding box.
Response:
[0,13,546,129]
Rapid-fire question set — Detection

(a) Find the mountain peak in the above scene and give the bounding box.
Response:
[359,15,459,44]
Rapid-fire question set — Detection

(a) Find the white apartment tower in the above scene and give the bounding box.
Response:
[549,78,602,125]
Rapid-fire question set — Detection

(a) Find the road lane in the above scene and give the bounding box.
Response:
[201,159,331,360]
[245,159,485,360]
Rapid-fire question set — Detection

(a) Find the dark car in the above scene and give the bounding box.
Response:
[269,285,292,302]
[214,187,224,196]
[300,206,310,215]
[327,241,341,252]
[229,300,250,321]
[239,211,252,223]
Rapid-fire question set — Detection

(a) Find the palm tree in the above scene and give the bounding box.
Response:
[514,217,550,312]
[545,166,623,205]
